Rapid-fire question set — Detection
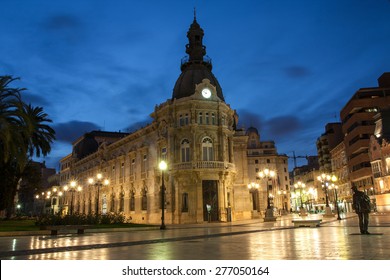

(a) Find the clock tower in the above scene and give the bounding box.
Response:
[172,15,225,102]
[152,15,237,223]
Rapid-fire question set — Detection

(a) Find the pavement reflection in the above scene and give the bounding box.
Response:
[1,213,389,260]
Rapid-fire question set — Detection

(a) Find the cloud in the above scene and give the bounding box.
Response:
[235,109,263,130]
[265,115,304,137]
[42,14,82,31]
[53,120,101,144]
[22,92,51,107]
[283,66,311,78]
[123,118,153,133]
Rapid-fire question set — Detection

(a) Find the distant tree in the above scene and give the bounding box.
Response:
[0,76,55,218]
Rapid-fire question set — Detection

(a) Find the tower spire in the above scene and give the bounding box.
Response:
[185,12,206,62]
[194,7,196,21]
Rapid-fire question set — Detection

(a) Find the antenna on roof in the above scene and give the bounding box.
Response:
[194,7,197,20]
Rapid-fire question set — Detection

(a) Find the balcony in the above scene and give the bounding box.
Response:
[172,161,236,172]
[347,138,370,155]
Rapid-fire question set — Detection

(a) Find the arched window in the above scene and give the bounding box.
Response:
[129,189,135,211]
[202,137,214,161]
[211,113,216,125]
[141,188,147,211]
[110,193,115,212]
[181,139,190,162]
[198,112,203,124]
[119,191,125,212]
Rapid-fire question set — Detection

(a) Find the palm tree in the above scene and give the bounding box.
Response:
[0,75,55,218]
[21,103,55,159]
[0,76,26,164]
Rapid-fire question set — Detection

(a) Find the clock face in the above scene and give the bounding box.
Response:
[202,88,212,99]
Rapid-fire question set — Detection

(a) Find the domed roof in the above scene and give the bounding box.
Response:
[173,63,224,101]
[172,17,224,101]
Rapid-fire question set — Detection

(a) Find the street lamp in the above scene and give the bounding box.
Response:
[88,173,109,217]
[308,187,315,213]
[277,189,287,215]
[293,181,307,216]
[68,181,82,215]
[35,190,52,215]
[258,168,277,222]
[159,160,167,230]
[317,173,337,217]
[330,184,342,220]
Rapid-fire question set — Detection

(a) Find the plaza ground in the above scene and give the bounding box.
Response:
[0,212,389,260]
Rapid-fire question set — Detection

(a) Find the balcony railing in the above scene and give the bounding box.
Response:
[172,161,235,172]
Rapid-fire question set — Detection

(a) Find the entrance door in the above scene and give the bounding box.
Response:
[202,180,219,221]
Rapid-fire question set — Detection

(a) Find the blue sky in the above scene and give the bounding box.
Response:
[1,0,390,170]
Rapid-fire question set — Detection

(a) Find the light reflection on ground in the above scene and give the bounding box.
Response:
[1,213,390,260]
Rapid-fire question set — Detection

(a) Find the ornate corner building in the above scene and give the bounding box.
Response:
[59,17,290,224]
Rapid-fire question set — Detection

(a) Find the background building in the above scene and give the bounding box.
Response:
[340,73,390,192]
[317,123,343,172]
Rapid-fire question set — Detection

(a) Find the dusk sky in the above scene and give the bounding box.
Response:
[1,0,390,171]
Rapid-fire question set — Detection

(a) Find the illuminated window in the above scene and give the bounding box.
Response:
[202,137,214,161]
[181,139,190,162]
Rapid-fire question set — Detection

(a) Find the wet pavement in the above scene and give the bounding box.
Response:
[1,212,390,260]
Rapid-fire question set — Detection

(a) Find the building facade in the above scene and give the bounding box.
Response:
[316,122,343,172]
[369,109,390,211]
[330,141,352,212]
[340,73,390,191]
[58,18,290,224]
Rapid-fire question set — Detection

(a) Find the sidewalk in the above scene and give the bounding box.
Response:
[0,212,349,237]
[0,212,389,260]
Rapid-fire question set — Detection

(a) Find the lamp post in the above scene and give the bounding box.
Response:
[308,187,315,213]
[331,184,342,220]
[68,181,82,215]
[294,181,308,216]
[258,168,277,222]
[57,190,64,215]
[159,160,167,230]
[88,173,109,217]
[317,173,337,217]
[277,190,287,215]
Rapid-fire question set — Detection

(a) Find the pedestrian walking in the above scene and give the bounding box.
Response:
[351,186,371,234]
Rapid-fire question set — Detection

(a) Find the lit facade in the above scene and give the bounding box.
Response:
[340,73,390,191]
[330,141,352,212]
[58,18,290,224]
